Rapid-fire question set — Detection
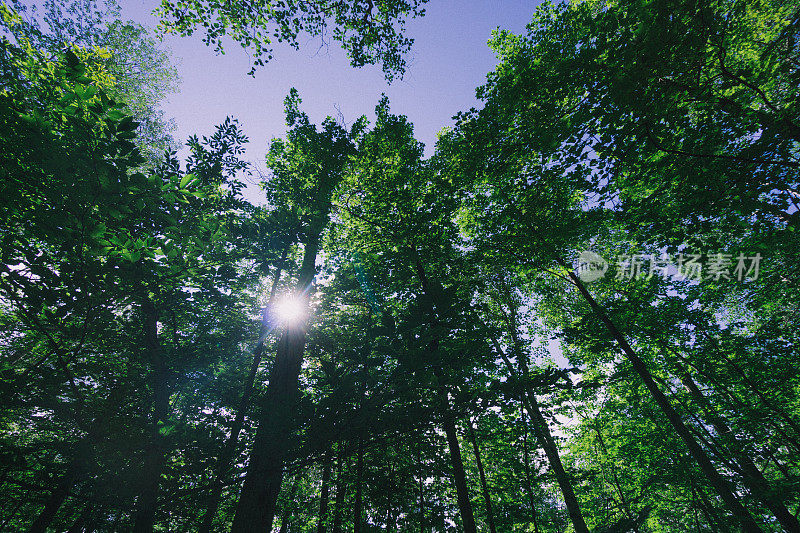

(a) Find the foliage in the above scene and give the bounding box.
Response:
[156,0,427,80]
[1,0,799,531]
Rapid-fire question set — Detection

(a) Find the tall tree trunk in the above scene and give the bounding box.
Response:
[561,264,763,532]
[593,425,637,530]
[354,437,365,533]
[231,232,321,532]
[488,327,588,533]
[317,448,333,533]
[524,391,589,533]
[679,368,800,531]
[384,447,396,531]
[467,420,497,533]
[436,383,477,533]
[521,409,541,533]
[332,446,346,533]
[412,253,477,533]
[27,463,79,533]
[199,248,287,533]
[132,297,170,533]
[416,443,426,533]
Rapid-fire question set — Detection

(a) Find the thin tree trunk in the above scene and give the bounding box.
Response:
[435,383,477,533]
[522,408,541,533]
[487,283,590,533]
[317,449,333,533]
[679,369,800,531]
[594,425,637,530]
[488,330,588,533]
[354,437,365,533]
[467,420,497,533]
[417,443,426,533]
[695,483,723,533]
[665,342,800,455]
[231,232,321,532]
[693,322,800,441]
[354,313,373,533]
[525,392,589,533]
[384,448,396,532]
[385,505,395,532]
[27,463,78,533]
[198,247,287,533]
[132,297,170,533]
[561,264,762,532]
[412,252,477,533]
[765,448,791,479]
[332,445,346,533]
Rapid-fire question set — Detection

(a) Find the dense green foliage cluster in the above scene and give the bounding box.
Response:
[1,0,798,531]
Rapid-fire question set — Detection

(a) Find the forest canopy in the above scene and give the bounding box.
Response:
[1,0,799,532]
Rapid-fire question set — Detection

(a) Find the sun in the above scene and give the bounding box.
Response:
[272,294,306,326]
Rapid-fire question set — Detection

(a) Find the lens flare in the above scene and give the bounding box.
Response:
[272,294,306,326]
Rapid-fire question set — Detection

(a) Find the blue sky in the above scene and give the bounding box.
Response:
[120,0,540,200]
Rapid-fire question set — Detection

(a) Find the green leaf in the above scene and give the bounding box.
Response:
[89,223,106,239]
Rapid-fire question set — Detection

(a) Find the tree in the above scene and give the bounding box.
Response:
[3,0,799,530]
[156,0,428,79]
[4,0,179,161]
[230,90,362,532]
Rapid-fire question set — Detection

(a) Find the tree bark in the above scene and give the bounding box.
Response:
[524,392,589,533]
[487,325,588,533]
[521,409,541,533]
[384,448,396,531]
[679,369,799,532]
[436,384,477,533]
[27,463,78,533]
[593,425,638,531]
[132,297,170,533]
[561,264,763,532]
[467,420,497,533]
[412,252,477,533]
[198,247,287,533]
[231,125,343,531]
[231,233,321,532]
[354,437,365,533]
[317,449,332,533]
[332,446,346,533]
[417,444,426,533]
[385,504,395,532]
